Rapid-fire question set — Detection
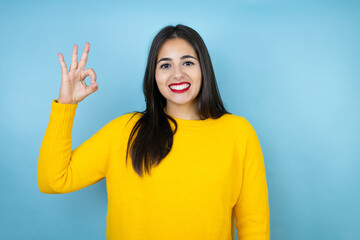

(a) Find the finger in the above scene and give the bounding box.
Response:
[81,68,97,84]
[69,44,78,71]
[82,68,98,94]
[78,42,90,70]
[86,79,98,94]
[58,53,69,77]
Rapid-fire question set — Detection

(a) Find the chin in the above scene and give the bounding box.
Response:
[168,98,195,106]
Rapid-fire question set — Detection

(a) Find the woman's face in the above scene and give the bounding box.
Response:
[155,38,202,112]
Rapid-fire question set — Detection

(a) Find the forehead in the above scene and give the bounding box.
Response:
[157,38,197,59]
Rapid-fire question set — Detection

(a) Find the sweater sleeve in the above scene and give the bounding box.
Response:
[233,118,270,240]
[37,99,116,194]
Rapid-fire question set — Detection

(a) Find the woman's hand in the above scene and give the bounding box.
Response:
[57,42,98,104]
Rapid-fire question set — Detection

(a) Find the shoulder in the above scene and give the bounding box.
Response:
[111,111,143,129]
[219,113,260,142]
[99,112,142,132]
[220,113,255,131]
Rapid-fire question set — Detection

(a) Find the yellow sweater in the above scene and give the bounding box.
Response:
[38,99,270,240]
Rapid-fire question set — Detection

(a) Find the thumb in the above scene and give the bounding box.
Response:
[86,80,98,94]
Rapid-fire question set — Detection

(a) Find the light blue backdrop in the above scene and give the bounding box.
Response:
[1,0,359,239]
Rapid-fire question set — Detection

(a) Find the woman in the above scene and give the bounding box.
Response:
[38,24,270,240]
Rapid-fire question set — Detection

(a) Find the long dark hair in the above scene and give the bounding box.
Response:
[126,24,230,177]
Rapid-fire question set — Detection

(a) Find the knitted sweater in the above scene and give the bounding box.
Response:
[37,99,270,240]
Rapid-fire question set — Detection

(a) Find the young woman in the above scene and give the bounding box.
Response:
[38,24,270,240]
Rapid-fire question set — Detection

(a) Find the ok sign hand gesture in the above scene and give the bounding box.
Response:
[57,42,98,104]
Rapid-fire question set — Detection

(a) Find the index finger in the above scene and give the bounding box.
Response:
[78,42,90,70]
[58,53,69,76]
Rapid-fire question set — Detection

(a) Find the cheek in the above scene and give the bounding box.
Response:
[155,77,169,95]
[155,72,162,88]
[155,70,167,85]
[193,67,202,85]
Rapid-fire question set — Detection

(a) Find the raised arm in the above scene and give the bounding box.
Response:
[37,42,107,194]
[37,99,117,194]
[234,119,270,240]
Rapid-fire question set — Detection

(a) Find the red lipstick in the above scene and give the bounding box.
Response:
[169,82,191,86]
[169,82,191,93]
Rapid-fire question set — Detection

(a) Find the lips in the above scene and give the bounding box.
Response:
[169,81,191,87]
[169,82,191,93]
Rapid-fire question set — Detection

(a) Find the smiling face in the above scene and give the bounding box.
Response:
[155,38,202,116]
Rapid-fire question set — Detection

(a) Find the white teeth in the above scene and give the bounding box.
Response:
[169,83,190,90]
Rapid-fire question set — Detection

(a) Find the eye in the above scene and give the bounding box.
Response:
[184,61,194,66]
[160,63,170,69]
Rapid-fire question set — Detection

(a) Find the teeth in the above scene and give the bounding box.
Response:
[169,83,190,90]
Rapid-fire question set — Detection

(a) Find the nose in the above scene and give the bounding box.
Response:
[172,65,185,80]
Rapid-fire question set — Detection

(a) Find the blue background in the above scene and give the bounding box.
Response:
[1,0,359,239]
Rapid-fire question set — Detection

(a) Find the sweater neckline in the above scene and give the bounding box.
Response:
[163,108,224,128]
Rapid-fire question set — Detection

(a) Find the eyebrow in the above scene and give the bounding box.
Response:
[157,55,198,64]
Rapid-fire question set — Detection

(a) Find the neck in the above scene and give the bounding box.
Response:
[165,101,200,120]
